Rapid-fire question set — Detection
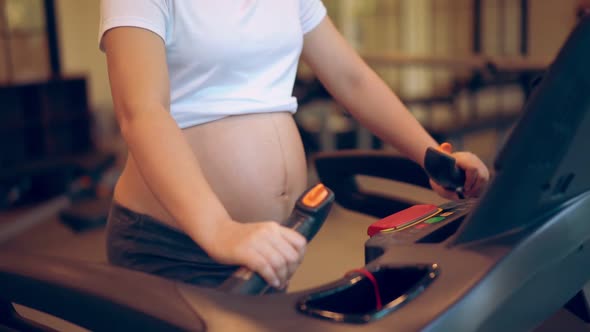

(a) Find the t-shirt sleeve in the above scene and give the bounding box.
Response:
[299,0,327,34]
[98,0,169,51]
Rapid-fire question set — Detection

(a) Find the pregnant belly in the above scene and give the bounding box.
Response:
[113,111,308,228]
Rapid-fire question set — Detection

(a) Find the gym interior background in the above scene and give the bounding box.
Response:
[0,0,588,331]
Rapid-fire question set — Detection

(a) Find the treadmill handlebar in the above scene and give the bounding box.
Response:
[218,184,335,295]
[424,147,466,198]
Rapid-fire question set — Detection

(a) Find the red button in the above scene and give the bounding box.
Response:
[368,205,438,237]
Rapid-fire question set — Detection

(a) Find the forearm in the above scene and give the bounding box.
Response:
[118,107,231,248]
[331,67,438,167]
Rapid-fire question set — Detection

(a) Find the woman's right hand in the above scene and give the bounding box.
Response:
[204,219,307,289]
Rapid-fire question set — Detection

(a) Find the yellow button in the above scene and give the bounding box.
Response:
[302,184,328,208]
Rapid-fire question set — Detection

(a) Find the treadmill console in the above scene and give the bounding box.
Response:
[365,200,474,263]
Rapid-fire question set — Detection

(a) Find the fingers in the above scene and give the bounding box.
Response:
[239,222,307,289]
[248,245,282,288]
[279,227,307,256]
[452,152,490,198]
[465,167,485,197]
[463,166,478,194]
[278,227,307,276]
[266,227,306,287]
[429,179,460,200]
[253,240,289,288]
[470,169,490,197]
[427,143,490,200]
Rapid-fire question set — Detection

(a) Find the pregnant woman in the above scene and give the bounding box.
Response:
[99,0,489,290]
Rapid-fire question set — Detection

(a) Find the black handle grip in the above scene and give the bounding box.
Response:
[313,150,431,219]
[218,184,335,295]
[424,147,466,197]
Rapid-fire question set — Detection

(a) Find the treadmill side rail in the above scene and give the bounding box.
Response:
[0,252,205,332]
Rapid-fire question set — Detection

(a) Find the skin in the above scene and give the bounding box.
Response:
[102,16,489,289]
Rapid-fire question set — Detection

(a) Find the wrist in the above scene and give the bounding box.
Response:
[176,199,233,247]
[195,213,236,255]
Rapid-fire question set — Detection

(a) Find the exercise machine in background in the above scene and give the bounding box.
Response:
[0,78,118,242]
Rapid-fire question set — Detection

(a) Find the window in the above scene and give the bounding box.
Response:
[0,0,50,83]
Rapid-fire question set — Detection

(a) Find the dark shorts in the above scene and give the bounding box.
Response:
[105,202,239,288]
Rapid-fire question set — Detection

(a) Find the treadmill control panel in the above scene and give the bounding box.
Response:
[368,204,442,236]
[366,200,474,248]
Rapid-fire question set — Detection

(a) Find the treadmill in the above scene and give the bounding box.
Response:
[2,14,590,332]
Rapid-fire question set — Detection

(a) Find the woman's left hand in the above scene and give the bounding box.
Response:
[429,145,490,200]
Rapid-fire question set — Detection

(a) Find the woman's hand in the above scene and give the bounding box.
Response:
[429,143,490,200]
[205,219,307,289]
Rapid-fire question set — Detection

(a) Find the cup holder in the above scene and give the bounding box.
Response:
[297,264,438,324]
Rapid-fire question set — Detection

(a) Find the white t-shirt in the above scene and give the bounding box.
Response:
[99,0,327,128]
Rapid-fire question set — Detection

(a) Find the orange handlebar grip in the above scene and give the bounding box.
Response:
[302,183,329,208]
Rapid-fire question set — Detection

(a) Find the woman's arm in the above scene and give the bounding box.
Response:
[301,18,489,198]
[301,18,437,166]
[104,27,227,249]
[103,27,305,288]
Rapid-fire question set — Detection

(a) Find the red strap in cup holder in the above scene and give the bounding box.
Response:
[346,268,382,310]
